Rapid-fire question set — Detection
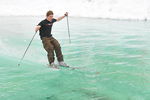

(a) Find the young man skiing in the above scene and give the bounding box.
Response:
[35,10,69,68]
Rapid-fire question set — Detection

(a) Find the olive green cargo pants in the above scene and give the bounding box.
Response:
[42,37,64,64]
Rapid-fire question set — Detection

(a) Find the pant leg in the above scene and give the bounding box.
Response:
[42,37,55,64]
[51,37,64,62]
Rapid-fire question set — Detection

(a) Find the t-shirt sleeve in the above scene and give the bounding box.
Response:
[52,18,57,23]
[37,21,44,26]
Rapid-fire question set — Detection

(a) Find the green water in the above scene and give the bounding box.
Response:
[0,16,150,100]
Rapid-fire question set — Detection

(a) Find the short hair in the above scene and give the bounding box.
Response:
[46,10,54,17]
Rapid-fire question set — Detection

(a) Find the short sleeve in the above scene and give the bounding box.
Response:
[37,21,44,26]
[52,18,57,23]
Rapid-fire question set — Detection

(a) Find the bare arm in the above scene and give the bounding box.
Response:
[35,25,41,32]
[56,12,68,22]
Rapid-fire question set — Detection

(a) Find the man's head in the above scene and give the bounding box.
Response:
[46,10,54,20]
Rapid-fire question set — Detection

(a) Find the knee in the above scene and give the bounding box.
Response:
[44,45,54,52]
[47,53,54,57]
[55,44,61,49]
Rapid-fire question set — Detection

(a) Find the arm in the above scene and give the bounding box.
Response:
[56,12,68,22]
[35,25,41,33]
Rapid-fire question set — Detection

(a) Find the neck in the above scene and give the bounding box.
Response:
[46,18,52,21]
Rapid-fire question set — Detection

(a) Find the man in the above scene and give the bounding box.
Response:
[35,10,69,68]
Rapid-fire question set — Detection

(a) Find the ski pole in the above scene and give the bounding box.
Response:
[66,15,71,43]
[18,31,37,66]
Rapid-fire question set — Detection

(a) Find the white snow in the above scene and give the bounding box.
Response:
[0,0,150,20]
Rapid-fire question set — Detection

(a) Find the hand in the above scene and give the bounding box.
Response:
[64,12,68,16]
[35,25,41,33]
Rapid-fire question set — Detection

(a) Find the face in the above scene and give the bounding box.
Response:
[47,14,53,20]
